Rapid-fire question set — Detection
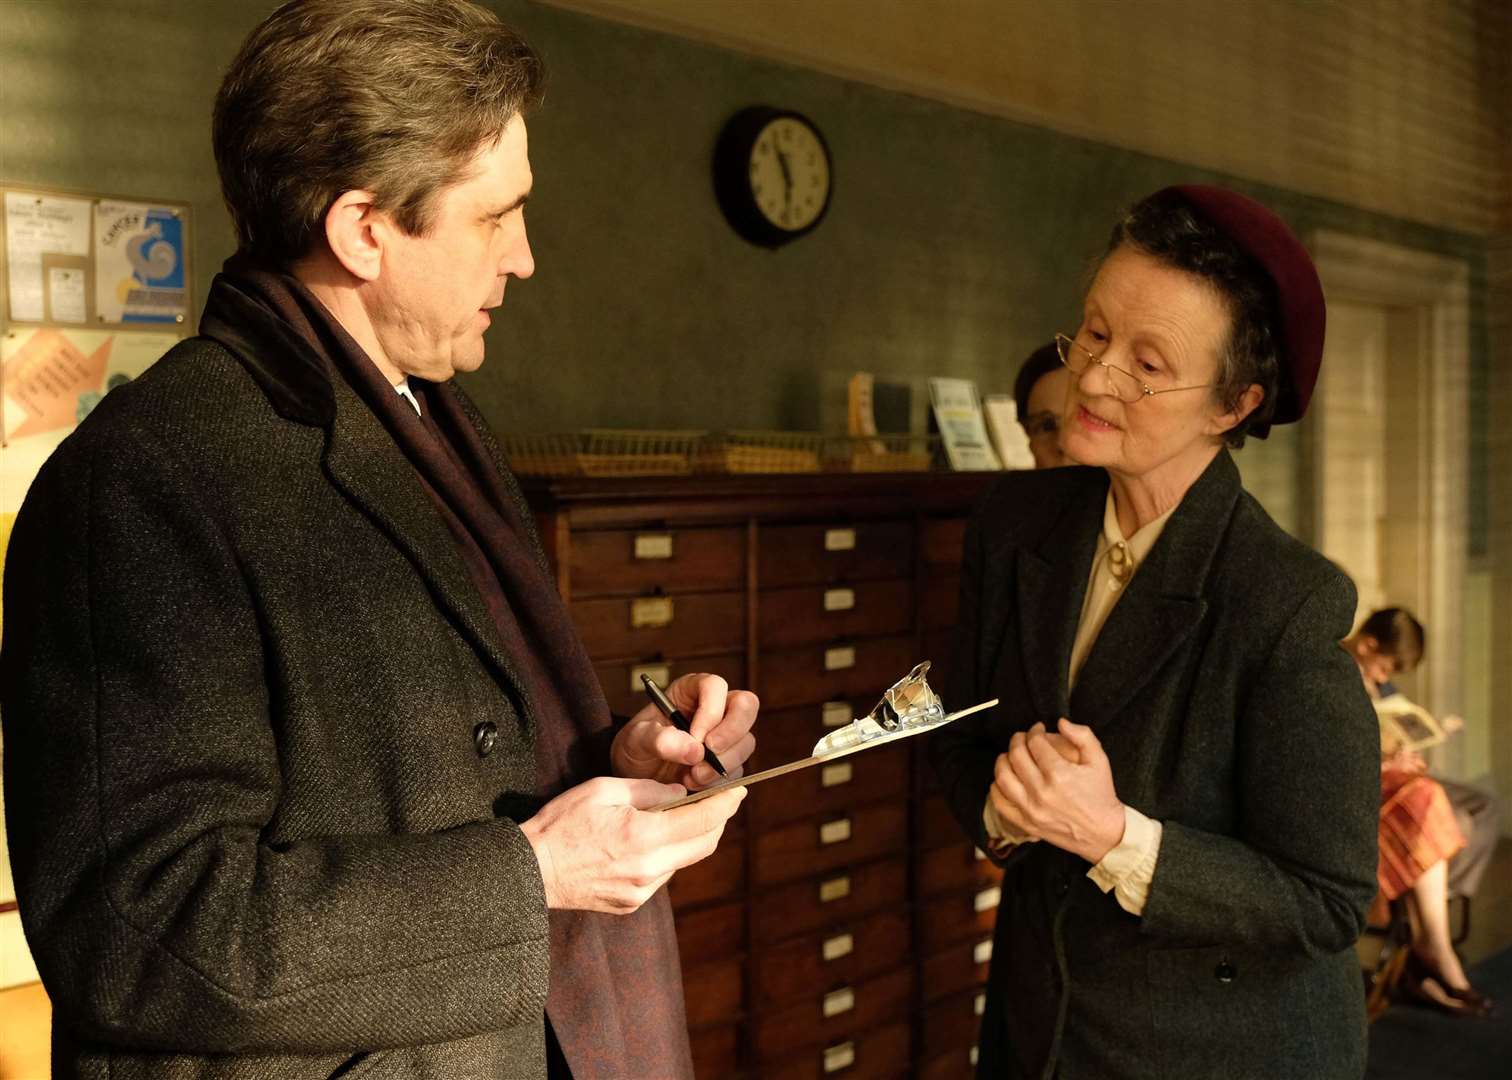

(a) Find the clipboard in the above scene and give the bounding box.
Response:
[654,697,998,811]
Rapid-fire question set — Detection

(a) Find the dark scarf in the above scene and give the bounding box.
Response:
[206,260,692,1080]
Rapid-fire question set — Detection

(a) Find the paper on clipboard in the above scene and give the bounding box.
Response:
[654,661,997,811]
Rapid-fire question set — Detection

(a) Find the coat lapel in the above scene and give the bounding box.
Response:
[199,276,535,714]
[1010,477,1105,724]
[1069,451,1242,729]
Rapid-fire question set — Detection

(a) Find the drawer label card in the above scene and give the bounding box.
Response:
[629,663,671,693]
[824,527,856,552]
[822,933,854,961]
[824,645,856,671]
[974,992,986,1017]
[630,596,674,629]
[970,1045,979,1067]
[822,987,856,1018]
[633,533,674,560]
[823,587,856,612]
[820,762,853,788]
[974,846,989,862]
[819,818,852,845]
[821,701,851,728]
[823,1042,856,1073]
[818,875,851,903]
[974,886,1001,913]
[973,939,993,965]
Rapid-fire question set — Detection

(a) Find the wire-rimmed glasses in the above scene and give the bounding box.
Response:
[1054,333,1213,403]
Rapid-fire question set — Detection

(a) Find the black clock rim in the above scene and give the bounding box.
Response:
[713,105,833,249]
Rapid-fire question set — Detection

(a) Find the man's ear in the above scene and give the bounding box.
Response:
[323,189,385,282]
[1209,383,1264,437]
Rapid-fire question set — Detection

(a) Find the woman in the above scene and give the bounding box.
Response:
[1013,341,1074,468]
[930,186,1379,1079]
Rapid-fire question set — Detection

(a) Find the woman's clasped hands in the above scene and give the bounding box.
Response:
[990,718,1128,864]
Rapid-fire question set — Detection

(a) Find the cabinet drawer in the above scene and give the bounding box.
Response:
[747,700,871,770]
[918,1046,979,1080]
[593,652,745,716]
[681,956,744,1028]
[920,933,993,1003]
[675,899,744,961]
[689,1021,739,1080]
[669,830,745,910]
[755,1019,910,1080]
[921,986,987,1060]
[747,745,909,829]
[570,526,745,596]
[750,965,911,1062]
[758,521,914,588]
[750,857,907,946]
[917,886,1001,955]
[914,841,1003,899]
[752,801,908,888]
[914,792,967,851]
[753,908,911,1008]
[919,573,959,633]
[759,635,918,711]
[920,517,968,570]
[758,580,913,649]
[571,591,744,660]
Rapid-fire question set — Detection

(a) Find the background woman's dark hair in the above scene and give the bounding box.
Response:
[1104,190,1282,448]
[214,0,545,268]
[1360,607,1426,672]
[1013,341,1062,420]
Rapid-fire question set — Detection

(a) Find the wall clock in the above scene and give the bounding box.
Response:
[713,106,833,248]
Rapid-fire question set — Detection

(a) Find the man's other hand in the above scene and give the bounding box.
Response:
[520,777,746,913]
[612,673,758,789]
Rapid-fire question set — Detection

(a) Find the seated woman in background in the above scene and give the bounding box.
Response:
[1345,609,1495,1017]
[930,186,1379,1079]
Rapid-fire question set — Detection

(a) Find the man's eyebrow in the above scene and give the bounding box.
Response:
[485,191,531,216]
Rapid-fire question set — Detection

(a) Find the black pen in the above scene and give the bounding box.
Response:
[641,674,728,778]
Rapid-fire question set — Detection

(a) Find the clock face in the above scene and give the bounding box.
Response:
[747,116,831,233]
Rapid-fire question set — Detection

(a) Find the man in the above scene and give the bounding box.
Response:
[0,3,754,1078]
[1011,341,1073,469]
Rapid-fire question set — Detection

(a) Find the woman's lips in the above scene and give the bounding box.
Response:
[1075,404,1120,433]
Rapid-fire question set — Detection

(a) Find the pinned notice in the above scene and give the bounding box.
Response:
[94,201,188,324]
[4,192,91,323]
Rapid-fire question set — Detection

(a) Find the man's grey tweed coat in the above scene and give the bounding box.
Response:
[928,452,1379,1080]
[1,294,642,1078]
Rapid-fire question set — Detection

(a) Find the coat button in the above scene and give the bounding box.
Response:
[473,721,498,758]
[1214,960,1236,984]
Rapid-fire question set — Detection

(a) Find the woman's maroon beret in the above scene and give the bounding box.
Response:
[1165,185,1325,430]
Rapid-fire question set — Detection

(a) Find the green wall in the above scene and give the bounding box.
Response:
[0,0,1491,546]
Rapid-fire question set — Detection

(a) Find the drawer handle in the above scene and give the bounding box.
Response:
[633,533,673,560]
[821,701,851,728]
[973,939,993,965]
[823,587,856,612]
[821,762,853,788]
[974,992,986,1017]
[822,986,856,1018]
[822,933,853,961]
[629,663,671,693]
[819,818,852,845]
[630,596,674,629]
[823,1041,856,1073]
[818,875,851,903]
[974,885,1001,913]
[824,528,856,552]
[970,1045,979,1068]
[824,645,856,671]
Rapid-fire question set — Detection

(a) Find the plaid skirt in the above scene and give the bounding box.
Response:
[1378,767,1466,900]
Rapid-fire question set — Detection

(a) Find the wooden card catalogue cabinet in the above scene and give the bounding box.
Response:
[524,473,1000,1078]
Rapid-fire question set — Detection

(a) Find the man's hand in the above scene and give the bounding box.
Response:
[611,673,758,789]
[989,718,1125,864]
[520,777,746,913]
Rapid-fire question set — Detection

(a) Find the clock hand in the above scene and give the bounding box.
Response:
[776,148,794,207]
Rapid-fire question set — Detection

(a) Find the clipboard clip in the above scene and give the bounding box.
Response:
[811,661,946,755]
